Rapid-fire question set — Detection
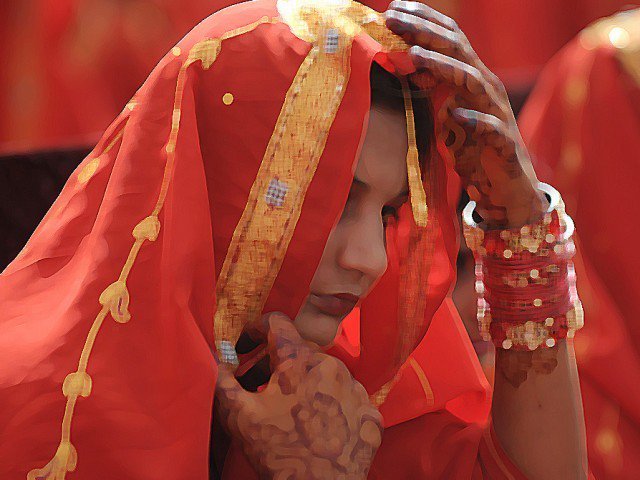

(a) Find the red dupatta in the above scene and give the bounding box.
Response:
[0,1,523,478]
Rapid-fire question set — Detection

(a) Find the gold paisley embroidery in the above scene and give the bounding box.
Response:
[99,281,131,324]
[62,372,92,398]
[75,128,125,187]
[125,98,137,111]
[76,158,100,185]
[27,18,278,479]
[187,38,221,69]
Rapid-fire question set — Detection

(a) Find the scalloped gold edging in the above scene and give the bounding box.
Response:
[27,16,278,479]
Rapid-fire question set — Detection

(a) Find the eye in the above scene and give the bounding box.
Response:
[382,205,399,226]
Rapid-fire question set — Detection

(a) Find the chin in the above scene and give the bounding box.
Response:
[294,304,342,346]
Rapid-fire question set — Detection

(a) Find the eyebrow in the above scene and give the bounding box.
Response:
[353,175,410,200]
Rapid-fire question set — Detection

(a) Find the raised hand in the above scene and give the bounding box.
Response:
[385,0,547,228]
[215,313,383,480]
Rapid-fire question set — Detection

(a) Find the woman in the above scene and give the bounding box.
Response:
[0,1,587,478]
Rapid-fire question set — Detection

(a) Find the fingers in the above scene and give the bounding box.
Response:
[386,2,509,109]
[265,312,310,369]
[452,108,517,158]
[408,47,502,117]
[410,47,482,92]
[451,108,524,183]
[385,9,466,62]
[238,312,272,351]
[387,0,458,31]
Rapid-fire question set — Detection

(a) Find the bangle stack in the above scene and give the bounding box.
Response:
[463,183,584,351]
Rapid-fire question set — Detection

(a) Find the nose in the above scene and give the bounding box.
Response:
[336,214,388,281]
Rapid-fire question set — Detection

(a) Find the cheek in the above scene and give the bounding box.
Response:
[309,220,344,285]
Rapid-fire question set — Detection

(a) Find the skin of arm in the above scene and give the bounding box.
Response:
[385,2,588,477]
[493,342,588,479]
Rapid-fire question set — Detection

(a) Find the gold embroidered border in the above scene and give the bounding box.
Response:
[214,8,357,349]
[27,16,278,479]
[214,1,413,353]
[273,1,428,408]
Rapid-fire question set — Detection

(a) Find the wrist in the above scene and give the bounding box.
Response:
[463,183,583,352]
[482,186,550,230]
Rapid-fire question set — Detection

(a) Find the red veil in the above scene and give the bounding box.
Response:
[0,1,523,478]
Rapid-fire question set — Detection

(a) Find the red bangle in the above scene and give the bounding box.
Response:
[463,183,583,351]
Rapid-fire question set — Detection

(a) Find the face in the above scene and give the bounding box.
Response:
[294,104,410,345]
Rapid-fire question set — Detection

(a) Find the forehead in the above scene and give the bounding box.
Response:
[354,105,408,196]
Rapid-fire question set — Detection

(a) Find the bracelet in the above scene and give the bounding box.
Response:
[463,183,584,351]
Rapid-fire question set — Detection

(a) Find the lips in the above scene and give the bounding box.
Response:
[308,293,360,317]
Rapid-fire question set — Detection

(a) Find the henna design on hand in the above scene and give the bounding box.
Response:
[215,313,383,479]
[386,0,547,229]
[386,1,558,380]
[496,347,560,388]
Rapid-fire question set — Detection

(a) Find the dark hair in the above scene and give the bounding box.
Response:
[369,62,433,167]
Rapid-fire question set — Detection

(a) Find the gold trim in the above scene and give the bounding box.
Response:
[408,357,434,406]
[400,76,428,227]
[370,376,396,407]
[278,0,408,53]
[215,5,357,352]
[27,17,278,479]
[76,130,124,186]
[213,2,422,410]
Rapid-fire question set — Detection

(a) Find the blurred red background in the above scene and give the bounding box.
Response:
[0,0,632,152]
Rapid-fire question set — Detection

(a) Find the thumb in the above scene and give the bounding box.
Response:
[214,357,255,410]
[265,312,308,369]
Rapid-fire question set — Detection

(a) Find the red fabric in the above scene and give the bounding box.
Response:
[3,0,632,152]
[519,18,640,478]
[452,0,631,88]
[0,0,223,152]
[0,0,387,152]
[1,1,524,478]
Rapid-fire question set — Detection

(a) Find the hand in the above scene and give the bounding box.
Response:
[215,313,383,480]
[385,1,547,228]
